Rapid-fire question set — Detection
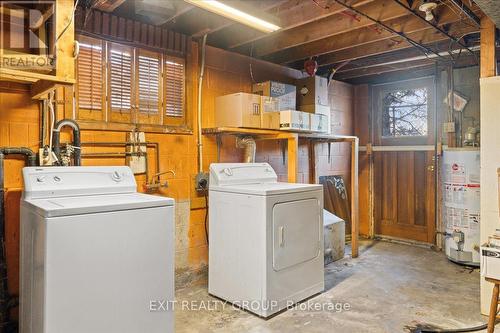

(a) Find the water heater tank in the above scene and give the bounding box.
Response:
[442,148,480,266]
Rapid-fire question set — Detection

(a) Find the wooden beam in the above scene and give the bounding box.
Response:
[271,4,476,64]
[304,21,478,71]
[55,0,75,82]
[242,0,408,58]
[92,0,126,13]
[351,137,359,258]
[480,16,497,78]
[215,0,374,50]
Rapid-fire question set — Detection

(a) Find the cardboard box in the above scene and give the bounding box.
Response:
[296,76,329,107]
[301,104,331,133]
[310,113,329,133]
[252,81,296,110]
[280,110,310,131]
[215,93,262,128]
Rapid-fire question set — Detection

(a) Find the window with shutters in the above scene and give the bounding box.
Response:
[76,36,104,121]
[109,43,133,123]
[137,50,161,124]
[164,56,186,125]
[75,36,188,131]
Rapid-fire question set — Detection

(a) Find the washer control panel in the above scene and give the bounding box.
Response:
[23,166,137,199]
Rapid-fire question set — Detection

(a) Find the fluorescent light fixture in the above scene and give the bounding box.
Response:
[185,0,280,33]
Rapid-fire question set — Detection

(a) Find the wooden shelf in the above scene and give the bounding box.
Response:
[203,127,360,258]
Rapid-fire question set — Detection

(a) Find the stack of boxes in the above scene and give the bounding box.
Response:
[296,76,331,134]
[214,76,331,134]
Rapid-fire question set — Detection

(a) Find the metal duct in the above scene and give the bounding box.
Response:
[236,136,256,163]
[473,0,500,26]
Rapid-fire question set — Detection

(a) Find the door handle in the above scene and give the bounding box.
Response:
[279,226,285,247]
[427,165,435,172]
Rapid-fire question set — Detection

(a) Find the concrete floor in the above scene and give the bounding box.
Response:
[175,240,485,333]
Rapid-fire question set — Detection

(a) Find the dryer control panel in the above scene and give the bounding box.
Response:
[209,163,277,187]
[23,166,137,199]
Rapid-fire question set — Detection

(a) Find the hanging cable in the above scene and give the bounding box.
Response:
[330,0,451,63]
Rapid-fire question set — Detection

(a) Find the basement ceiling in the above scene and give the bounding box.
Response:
[473,0,500,26]
[83,0,489,82]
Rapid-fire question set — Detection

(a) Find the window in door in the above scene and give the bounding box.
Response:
[382,87,428,138]
[373,77,435,146]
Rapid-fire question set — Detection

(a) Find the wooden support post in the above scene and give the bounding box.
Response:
[308,140,317,184]
[286,134,299,183]
[480,16,497,78]
[351,137,359,258]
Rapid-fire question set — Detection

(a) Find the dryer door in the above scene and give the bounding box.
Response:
[272,198,321,271]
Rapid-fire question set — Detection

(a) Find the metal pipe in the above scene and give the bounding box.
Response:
[80,141,161,177]
[0,147,36,331]
[236,136,256,163]
[52,119,81,166]
[197,34,208,174]
[448,0,481,27]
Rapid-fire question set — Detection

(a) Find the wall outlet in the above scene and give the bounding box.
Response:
[442,122,455,133]
[195,172,209,192]
[38,148,58,166]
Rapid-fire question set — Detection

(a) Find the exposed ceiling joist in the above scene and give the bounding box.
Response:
[213,0,375,50]
[449,0,481,26]
[312,20,478,73]
[93,0,126,12]
[268,3,472,65]
[334,45,480,80]
[234,0,409,58]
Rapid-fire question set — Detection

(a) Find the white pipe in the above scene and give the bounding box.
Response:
[338,45,480,74]
[197,35,207,174]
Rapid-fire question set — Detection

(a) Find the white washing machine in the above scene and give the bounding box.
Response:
[208,163,324,317]
[20,166,174,333]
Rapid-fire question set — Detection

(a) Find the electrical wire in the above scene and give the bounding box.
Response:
[52,0,79,56]
[204,192,209,245]
[330,0,450,63]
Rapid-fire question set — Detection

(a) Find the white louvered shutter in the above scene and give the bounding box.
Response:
[165,58,185,118]
[110,47,132,112]
[77,40,102,110]
[138,54,160,114]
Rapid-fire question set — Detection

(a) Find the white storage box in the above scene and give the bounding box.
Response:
[310,113,329,133]
[301,104,331,133]
[481,244,500,280]
[280,110,310,131]
[324,210,345,265]
[215,93,262,128]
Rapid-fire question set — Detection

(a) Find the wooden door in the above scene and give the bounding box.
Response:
[372,77,437,244]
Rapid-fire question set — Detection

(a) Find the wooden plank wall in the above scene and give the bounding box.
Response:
[75,7,189,56]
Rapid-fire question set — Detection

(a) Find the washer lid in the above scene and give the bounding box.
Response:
[209,182,323,196]
[22,193,174,218]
